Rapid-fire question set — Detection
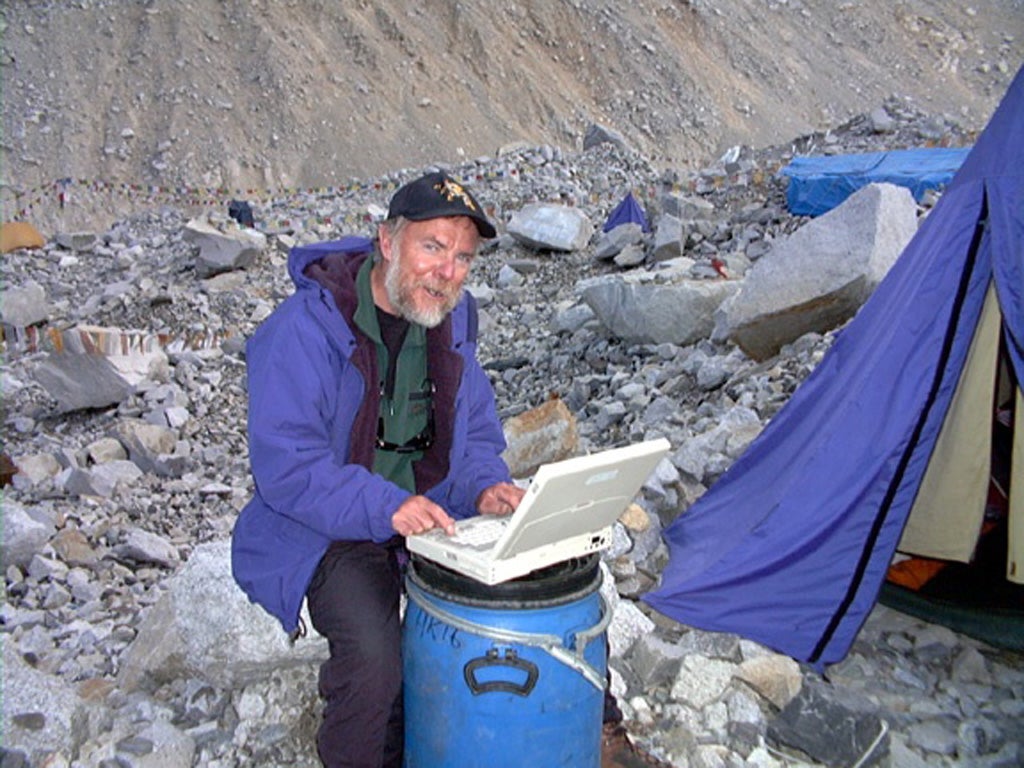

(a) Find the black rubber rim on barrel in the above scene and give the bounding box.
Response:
[408,553,602,608]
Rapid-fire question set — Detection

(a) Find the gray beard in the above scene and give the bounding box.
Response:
[383,256,458,328]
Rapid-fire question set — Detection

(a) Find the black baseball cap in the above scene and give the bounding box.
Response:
[387,172,496,239]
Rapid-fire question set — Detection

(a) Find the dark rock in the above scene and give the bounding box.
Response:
[767,680,889,767]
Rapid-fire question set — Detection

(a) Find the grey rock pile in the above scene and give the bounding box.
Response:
[2,102,1021,768]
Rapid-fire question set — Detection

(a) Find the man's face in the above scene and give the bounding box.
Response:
[376,216,479,327]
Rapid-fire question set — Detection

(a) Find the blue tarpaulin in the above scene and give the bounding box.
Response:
[645,65,1024,670]
[780,147,971,217]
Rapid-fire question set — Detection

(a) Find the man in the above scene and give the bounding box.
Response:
[232,171,524,766]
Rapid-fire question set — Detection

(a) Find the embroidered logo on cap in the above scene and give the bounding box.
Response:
[433,178,478,212]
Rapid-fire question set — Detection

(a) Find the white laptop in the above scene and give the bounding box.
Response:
[406,438,670,585]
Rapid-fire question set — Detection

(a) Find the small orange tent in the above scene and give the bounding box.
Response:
[1,222,46,253]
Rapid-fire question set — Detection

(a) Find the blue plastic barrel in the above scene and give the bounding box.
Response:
[402,555,609,767]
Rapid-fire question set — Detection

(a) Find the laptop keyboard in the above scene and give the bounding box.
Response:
[452,517,507,546]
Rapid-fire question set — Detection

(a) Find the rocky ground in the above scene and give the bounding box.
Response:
[2,86,1023,767]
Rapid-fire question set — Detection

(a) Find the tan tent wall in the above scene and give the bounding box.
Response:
[899,284,1000,561]
[1009,388,1022,584]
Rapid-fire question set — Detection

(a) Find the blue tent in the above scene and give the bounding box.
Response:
[645,65,1024,671]
[780,147,970,217]
[603,191,649,232]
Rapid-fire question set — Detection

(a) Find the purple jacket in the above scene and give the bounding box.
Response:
[231,239,510,632]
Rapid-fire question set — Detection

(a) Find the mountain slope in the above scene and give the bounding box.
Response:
[1,1,1021,210]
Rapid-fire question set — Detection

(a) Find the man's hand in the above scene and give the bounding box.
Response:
[392,495,455,537]
[476,482,526,516]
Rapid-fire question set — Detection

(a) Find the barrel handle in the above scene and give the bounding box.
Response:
[463,648,539,696]
[405,577,612,692]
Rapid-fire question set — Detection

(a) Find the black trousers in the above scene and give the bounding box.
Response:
[306,540,405,768]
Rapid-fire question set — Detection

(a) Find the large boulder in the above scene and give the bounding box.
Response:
[583,123,632,153]
[1,280,49,328]
[724,182,918,360]
[1,499,55,568]
[32,326,170,413]
[507,203,594,252]
[118,540,327,692]
[582,272,740,346]
[2,639,91,764]
[183,215,267,277]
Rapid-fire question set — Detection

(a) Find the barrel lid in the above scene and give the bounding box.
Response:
[408,554,602,606]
